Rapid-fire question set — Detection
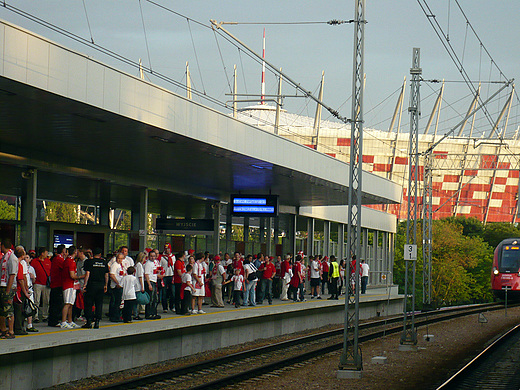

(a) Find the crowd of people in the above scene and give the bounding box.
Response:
[0,238,370,339]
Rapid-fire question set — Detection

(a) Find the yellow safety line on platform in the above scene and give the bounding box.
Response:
[6,293,395,339]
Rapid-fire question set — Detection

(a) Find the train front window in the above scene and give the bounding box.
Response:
[500,246,520,271]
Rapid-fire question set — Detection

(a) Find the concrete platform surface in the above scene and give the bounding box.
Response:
[0,287,403,390]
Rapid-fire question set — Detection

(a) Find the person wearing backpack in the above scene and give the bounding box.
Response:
[243,258,258,306]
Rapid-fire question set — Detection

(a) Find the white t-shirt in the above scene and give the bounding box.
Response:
[310,260,320,279]
[161,255,175,277]
[361,263,370,277]
[1,250,18,289]
[182,273,193,291]
[108,255,134,270]
[121,274,139,300]
[144,259,158,283]
[232,274,244,291]
[110,262,125,288]
[135,262,144,290]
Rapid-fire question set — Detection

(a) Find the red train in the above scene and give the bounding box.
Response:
[491,238,520,299]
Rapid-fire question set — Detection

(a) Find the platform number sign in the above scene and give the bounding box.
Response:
[404,244,417,261]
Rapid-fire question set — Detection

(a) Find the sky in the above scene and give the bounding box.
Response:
[1,0,519,137]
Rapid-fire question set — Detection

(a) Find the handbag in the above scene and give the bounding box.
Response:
[247,264,258,281]
[23,298,37,318]
[136,291,150,305]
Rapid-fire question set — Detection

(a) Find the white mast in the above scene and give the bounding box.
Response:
[261,28,266,104]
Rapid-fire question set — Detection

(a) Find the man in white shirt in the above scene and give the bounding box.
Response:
[310,255,322,299]
[144,250,161,319]
[361,259,370,294]
[108,253,125,322]
[159,244,175,313]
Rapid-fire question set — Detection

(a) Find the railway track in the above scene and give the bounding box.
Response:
[92,302,511,390]
[436,323,520,390]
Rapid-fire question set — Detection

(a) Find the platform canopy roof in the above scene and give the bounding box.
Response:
[0,20,401,217]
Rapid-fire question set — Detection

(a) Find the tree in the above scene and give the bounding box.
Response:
[482,223,520,248]
[0,200,16,220]
[431,220,492,305]
[45,202,79,223]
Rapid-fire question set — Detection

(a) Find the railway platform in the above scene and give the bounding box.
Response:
[0,286,402,390]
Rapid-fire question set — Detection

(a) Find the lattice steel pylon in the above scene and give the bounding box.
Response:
[422,151,432,307]
[339,0,365,374]
[400,48,421,349]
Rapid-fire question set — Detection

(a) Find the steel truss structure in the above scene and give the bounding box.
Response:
[400,47,421,348]
[339,0,365,373]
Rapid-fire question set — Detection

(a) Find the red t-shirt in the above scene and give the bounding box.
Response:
[61,256,77,290]
[173,259,186,284]
[234,260,244,276]
[50,255,65,289]
[280,260,289,276]
[33,258,52,286]
[261,262,276,279]
[322,261,329,274]
[290,262,302,288]
[16,262,24,302]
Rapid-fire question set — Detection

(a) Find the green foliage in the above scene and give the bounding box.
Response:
[45,202,79,223]
[482,223,520,248]
[0,200,16,220]
[394,216,495,308]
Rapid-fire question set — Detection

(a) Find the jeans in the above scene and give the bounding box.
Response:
[145,282,158,318]
[245,280,257,305]
[161,276,174,310]
[361,276,368,294]
[259,279,273,303]
[109,287,123,321]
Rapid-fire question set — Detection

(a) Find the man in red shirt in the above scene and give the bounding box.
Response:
[173,252,186,314]
[60,246,84,329]
[32,247,51,322]
[258,256,276,305]
[321,256,329,296]
[48,245,66,327]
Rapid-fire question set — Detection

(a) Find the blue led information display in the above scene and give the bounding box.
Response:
[230,195,278,217]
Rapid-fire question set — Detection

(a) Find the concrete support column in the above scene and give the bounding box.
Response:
[323,220,331,257]
[382,232,389,286]
[373,230,379,286]
[273,217,280,256]
[225,205,232,254]
[131,187,148,253]
[21,169,37,250]
[362,229,369,262]
[244,217,250,247]
[205,203,213,253]
[260,218,265,244]
[337,223,345,261]
[98,183,111,227]
[289,214,297,257]
[307,218,315,257]
[213,203,221,255]
[389,232,394,285]
[266,217,272,257]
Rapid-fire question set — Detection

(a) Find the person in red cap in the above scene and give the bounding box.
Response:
[159,243,175,313]
[210,255,226,307]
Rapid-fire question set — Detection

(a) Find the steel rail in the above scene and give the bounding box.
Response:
[435,323,520,390]
[91,302,510,390]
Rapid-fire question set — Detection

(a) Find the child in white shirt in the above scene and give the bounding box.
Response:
[121,266,140,323]
[181,264,195,315]
[230,268,244,308]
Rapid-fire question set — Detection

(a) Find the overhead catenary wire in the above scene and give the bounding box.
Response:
[81,0,94,44]
[138,0,153,72]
